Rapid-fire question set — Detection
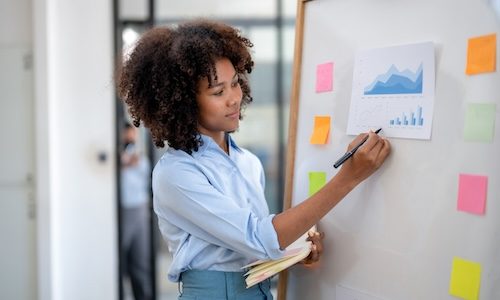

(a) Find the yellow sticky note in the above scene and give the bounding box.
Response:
[449,256,482,300]
[310,116,331,144]
[466,33,496,75]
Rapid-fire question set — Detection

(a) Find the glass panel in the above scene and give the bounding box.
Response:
[234,102,280,212]
[155,0,277,20]
[283,0,297,18]
[282,25,296,141]
[233,24,279,213]
[119,0,149,21]
[121,26,141,57]
[249,27,278,62]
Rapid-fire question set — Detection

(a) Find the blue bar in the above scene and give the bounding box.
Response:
[419,118,424,126]
[390,120,394,125]
[411,113,416,125]
[396,117,401,125]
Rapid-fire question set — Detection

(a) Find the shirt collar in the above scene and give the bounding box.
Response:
[227,134,242,153]
[192,133,242,158]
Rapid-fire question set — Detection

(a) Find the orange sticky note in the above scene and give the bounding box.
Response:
[310,116,330,144]
[457,174,488,215]
[449,256,481,300]
[466,33,496,75]
[315,62,334,93]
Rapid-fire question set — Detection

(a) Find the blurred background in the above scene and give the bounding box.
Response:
[0,0,297,299]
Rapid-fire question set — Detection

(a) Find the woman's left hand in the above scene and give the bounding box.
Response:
[300,231,324,268]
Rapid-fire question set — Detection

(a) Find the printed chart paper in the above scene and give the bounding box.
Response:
[347,42,435,140]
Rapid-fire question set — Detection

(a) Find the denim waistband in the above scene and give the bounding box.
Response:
[179,270,272,299]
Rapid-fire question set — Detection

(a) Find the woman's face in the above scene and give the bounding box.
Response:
[196,58,243,142]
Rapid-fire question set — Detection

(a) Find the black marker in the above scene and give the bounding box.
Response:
[333,128,382,168]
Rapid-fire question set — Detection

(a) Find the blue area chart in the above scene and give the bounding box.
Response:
[364,63,423,95]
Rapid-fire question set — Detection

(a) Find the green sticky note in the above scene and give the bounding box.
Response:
[464,103,496,142]
[449,256,481,300]
[308,172,326,196]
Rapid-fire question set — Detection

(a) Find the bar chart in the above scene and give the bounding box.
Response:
[389,106,424,127]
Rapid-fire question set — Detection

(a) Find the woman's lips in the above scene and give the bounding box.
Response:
[226,111,240,118]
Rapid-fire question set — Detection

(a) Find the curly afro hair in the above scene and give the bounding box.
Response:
[117,20,254,154]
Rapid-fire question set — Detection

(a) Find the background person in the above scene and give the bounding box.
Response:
[120,123,153,300]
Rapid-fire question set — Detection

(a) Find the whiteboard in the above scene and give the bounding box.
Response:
[281,0,500,299]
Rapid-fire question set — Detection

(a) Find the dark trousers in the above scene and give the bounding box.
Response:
[121,205,153,300]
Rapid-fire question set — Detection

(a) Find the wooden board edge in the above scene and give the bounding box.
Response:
[277,0,311,299]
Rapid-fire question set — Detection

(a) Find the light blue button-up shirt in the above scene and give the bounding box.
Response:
[152,134,284,282]
[121,150,151,208]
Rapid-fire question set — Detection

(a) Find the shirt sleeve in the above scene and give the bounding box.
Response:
[153,159,284,261]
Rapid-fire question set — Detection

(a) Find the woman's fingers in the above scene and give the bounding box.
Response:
[303,231,324,266]
[347,133,368,151]
[374,138,391,167]
[360,131,382,152]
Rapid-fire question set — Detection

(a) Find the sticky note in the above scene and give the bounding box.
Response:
[464,103,496,142]
[310,116,331,144]
[309,172,326,196]
[466,33,496,75]
[449,256,481,300]
[315,62,334,92]
[457,174,488,215]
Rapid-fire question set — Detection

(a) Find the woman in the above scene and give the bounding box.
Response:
[118,19,391,299]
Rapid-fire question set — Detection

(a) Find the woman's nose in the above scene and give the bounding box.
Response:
[228,88,242,106]
[228,97,238,106]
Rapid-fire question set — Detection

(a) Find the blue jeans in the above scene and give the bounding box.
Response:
[178,270,273,300]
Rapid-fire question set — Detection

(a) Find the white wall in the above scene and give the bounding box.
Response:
[0,0,32,45]
[33,0,117,299]
[0,1,36,299]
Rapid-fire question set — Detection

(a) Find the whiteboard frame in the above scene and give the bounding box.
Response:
[278,0,312,299]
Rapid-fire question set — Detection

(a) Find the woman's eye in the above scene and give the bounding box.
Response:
[214,90,223,96]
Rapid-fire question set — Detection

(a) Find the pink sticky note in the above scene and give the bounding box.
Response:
[315,62,334,93]
[457,174,488,215]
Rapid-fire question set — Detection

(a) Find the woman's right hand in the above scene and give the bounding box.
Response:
[272,131,391,250]
[337,131,391,185]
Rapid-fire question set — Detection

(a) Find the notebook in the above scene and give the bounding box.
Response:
[242,227,316,288]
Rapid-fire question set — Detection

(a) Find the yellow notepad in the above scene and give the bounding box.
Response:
[242,227,315,288]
